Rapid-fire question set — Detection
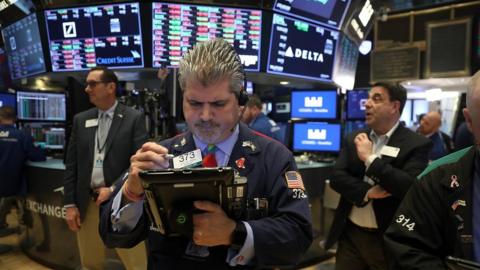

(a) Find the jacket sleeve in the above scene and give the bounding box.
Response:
[366,138,432,198]
[23,131,46,162]
[331,134,372,206]
[99,176,149,249]
[248,144,313,267]
[384,178,449,270]
[63,115,79,206]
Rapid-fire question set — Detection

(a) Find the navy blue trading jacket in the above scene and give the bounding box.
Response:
[99,123,312,269]
[0,124,46,197]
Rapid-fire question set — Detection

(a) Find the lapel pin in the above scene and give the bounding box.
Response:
[236,157,246,169]
[181,137,186,146]
[450,175,459,188]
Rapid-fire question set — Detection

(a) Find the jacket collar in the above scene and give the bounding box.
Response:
[438,146,475,259]
[168,123,261,176]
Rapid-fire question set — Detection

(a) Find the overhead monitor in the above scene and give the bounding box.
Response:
[332,34,359,90]
[16,90,66,121]
[344,120,367,134]
[152,2,262,71]
[292,122,341,152]
[291,90,338,119]
[267,13,338,82]
[273,0,350,29]
[346,89,368,120]
[1,13,47,80]
[44,2,144,71]
[0,92,16,108]
[343,0,376,45]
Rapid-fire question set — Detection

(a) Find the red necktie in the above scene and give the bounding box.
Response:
[202,144,217,167]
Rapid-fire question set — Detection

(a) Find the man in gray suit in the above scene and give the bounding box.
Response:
[63,66,148,270]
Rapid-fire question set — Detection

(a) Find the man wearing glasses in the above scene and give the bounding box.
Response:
[63,66,148,270]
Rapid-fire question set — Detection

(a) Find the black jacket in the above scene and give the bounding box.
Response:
[384,147,476,270]
[325,125,432,249]
[99,123,313,269]
[63,103,147,218]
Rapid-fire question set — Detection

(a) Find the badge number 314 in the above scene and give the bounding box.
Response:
[395,214,415,231]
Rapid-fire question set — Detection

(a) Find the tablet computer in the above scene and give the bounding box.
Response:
[446,256,480,270]
[139,167,236,237]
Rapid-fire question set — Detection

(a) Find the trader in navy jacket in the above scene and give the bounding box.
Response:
[99,38,312,269]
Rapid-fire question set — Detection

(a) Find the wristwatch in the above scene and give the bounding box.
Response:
[231,221,247,250]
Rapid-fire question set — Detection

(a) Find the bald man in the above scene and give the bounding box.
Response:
[418,111,454,160]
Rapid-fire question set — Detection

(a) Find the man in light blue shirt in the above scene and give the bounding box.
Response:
[99,38,312,269]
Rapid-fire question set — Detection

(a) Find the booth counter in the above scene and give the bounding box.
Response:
[22,158,334,269]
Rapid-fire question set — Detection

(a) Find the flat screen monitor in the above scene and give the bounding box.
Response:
[273,0,350,29]
[343,0,376,45]
[267,13,338,82]
[344,120,367,134]
[16,90,66,121]
[346,89,368,120]
[23,122,65,149]
[0,92,16,108]
[44,2,144,71]
[293,122,341,152]
[152,2,262,71]
[1,13,47,80]
[332,34,359,90]
[291,90,337,119]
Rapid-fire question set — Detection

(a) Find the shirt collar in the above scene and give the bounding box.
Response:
[370,121,400,141]
[193,124,239,156]
[98,100,118,118]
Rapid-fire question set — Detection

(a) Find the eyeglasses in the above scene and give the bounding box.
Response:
[85,80,108,88]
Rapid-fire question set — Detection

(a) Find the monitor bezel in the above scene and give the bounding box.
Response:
[290,89,339,120]
[150,1,263,71]
[43,1,145,72]
[16,89,67,122]
[291,120,342,153]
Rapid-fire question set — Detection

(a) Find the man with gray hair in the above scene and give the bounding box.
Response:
[384,70,480,268]
[99,38,312,269]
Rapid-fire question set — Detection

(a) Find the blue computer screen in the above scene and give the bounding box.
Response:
[291,90,337,119]
[267,13,338,81]
[16,90,66,121]
[344,120,367,134]
[44,2,144,71]
[293,122,341,152]
[0,93,16,108]
[273,0,350,29]
[1,13,47,80]
[346,89,368,119]
[152,2,262,71]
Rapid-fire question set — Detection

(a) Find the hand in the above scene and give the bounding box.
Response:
[354,133,373,162]
[65,207,81,232]
[127,142,170,195]
[95,187,112,206]
[366,185,391,199]
[192,201,236,247]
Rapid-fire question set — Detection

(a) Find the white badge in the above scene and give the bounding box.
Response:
[380,145,400,158]
[94,151,105,168]
[85,119,98,128]
[173,149,202,169]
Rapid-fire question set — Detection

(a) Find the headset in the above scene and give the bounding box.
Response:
[234,52,249,107]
